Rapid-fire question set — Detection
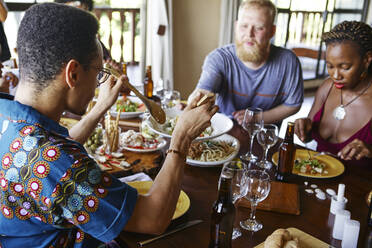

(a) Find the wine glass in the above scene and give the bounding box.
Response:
[240,108,263,162]
[221,161,245,239]
[240,169,271,232]
[257,124,279,170]
[161,90,181,109]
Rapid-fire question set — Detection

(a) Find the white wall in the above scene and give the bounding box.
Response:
[173,0,221,99]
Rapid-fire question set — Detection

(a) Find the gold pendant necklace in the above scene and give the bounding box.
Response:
[333,81,372,120]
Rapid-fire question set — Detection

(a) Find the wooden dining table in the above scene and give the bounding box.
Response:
[116,121,372,248]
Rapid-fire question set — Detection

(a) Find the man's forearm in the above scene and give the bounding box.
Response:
[123,137,188,235]
[262,104,301,124]
[68,103,108,144]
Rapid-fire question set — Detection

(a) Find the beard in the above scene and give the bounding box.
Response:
[235,39,268,63]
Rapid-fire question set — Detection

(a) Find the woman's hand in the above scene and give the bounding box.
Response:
[338,139,372,160]
[294,117,313,142]
[170,92,219,152]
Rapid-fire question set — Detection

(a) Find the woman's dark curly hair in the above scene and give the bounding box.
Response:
[17,3,99,91]
[322,21,372,72]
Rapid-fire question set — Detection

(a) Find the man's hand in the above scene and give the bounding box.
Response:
[104,59,121,73]
[104,59,131,95]
[234,105,300,126]
[294,117,312,142]
[95,75,126,112]
[0,76,10,94]
[4,72,19,88]
[338,139,372,160]
[232,109,245,125]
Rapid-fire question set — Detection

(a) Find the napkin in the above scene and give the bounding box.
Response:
[119,172,153,183]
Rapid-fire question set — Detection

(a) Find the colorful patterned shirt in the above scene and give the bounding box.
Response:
[0,95,138,247]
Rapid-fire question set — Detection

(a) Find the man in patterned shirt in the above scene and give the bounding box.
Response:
[0,3,218,247]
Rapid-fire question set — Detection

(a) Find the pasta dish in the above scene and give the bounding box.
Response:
[188,140,236,162]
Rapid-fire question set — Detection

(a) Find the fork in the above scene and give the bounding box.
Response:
[307,149,312,159]
[313,151,337,158]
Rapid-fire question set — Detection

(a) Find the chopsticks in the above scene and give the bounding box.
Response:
[196,92,215,107]
[137,220,203,247]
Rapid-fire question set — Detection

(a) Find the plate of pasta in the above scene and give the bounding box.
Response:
[145,108,233,141]
[186,134,240,167]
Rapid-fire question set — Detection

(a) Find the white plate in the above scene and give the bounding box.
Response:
[110,96,146,119]
[186,134,240,167]
[121,136,167,153]
[146,108,233,141]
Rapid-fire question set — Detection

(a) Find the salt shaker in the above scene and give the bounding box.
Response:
[330,184,347,214]
[341,219,360,248]
[332,209,350,240]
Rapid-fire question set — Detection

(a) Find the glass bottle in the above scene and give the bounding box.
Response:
[144,65,153,99]
[122,63,127,76]
[208,175,235,248]
[368,197,372,227]
[120,62,131,96]
[276,122,296,181]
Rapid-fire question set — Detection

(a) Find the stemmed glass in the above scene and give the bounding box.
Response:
[240,108,263,162]
[221,161,245,239]
[161,90,181,109]
[256,124,279,170]
[240,169,271,232]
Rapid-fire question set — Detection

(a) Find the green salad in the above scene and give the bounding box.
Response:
[294,158,326,174]
[116,97,140,112]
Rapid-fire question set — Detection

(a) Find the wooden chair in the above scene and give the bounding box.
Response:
[291,47,325,60]
[291,47,326,80]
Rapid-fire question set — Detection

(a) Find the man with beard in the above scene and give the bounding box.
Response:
[188,0,303,125]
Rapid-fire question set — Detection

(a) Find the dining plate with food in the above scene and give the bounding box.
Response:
[110,96,146,119]
[255,227,329,248]
[127,181,190,219]
[271,149,345,178]
[186,134,240,167]
[145,108,233,141]
[119,130,167,152]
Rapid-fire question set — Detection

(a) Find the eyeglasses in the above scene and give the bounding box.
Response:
[96,68,112,87]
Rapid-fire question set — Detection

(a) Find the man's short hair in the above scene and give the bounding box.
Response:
[238,0,277,24]
[17,3,99,90]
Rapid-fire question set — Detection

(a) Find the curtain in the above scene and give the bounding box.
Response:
[218,0,239,47]
[140,0,173,91]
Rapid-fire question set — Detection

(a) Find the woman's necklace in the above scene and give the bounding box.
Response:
[333,80,372,120]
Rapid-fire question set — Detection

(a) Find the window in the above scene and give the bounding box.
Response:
[272,0,369,79]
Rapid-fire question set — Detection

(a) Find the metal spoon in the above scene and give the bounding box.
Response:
[104,64,166,124]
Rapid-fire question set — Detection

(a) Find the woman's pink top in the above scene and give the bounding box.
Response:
[311,102,372,166]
